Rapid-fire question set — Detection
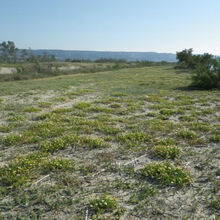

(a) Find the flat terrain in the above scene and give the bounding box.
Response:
[0,65,219,219]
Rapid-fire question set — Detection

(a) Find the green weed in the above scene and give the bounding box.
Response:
[140,162,192,187]
[152,145,181,160]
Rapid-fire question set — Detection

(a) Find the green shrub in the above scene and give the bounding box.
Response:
[89,195,118,213]
[177,129,196,140]
[140,162,192,187]
[39,138,70,153]
[2,134,23,146]
[152,145,181,160]
[42,158,74,173]
[118,132,151,147]
[192,65,220,89]
[0,153,46,188]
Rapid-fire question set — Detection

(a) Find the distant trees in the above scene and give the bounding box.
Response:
[0,41,18,63]
[176,49,220,89]
[0,41,56,64]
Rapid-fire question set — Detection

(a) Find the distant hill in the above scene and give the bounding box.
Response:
[29,50,177,62]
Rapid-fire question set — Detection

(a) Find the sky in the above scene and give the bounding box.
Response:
[1,0,220,54]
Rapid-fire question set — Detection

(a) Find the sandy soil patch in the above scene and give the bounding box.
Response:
[0,67,17,75]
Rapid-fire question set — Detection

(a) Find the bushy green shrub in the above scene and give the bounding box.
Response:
[140,162,192,187]
[192,63,220,89]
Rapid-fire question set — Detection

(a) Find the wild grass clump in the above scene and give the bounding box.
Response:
[140,162,192,187]
[89,195,118,213]
[79,136,108,149]
[152,145,181,160]
[118,132,151,147]
[88,106,113,114]
[23,107,41,113]
[209,134,220,143]
[42,158,74,173]
[177,129,197,140]
[159,109,177,116]
[7,114,25,122]
[209,197,220,212]
[1,134,23,146]
[39,138,70,153]
[0,153,46,189]
[74,102,91,109]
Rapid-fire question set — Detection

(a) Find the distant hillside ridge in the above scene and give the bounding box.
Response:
[25,50,177,62]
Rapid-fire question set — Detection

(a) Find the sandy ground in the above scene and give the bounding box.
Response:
[53,65,80,71]
[0,67,17,75]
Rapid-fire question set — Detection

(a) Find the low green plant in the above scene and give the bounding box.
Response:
[118,132,151,147]
[74,102,91,109]
[2,134,23,146]
[39,137,70,153]
[0,153,46,189]
[42,158,74,173]
[140,162,192,187]
[89,195,118,213]
[159,109,177,116]
[152,145,181,160]
[177,129,197,140]
[209,197,220,211]
[209,134,220,143]
[23,107,41,113]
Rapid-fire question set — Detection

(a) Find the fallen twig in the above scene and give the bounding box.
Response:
[33,174,50,185]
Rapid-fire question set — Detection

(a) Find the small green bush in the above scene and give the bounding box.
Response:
[42,158,74,173]
[140,162,192,187]
[39,138,70,153]
[192,63,220,89]
[152,145,181,160]
[89,195,118,213]
[177,129,196,140]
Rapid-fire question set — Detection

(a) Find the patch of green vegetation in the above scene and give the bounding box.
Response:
[209,134,220,143]
[52,97,67,102]
[189,122,211,132]
[111,92,128,97]
[23,107,41,113]
[1,133,23,146]
[7,114,25,122]
[0,124,13,133]
[118,132,151,147]
[38,102,52,108]
[179,115,195,122]
[130,184,156,204]
[155,138,176,146]
[79,135,108,149]
[152,145,181,160]
[27,122,64,138]
[89,194,118,214]
[52,108,72,113]
[0,153,46,189]
[144,119,176,133]
[177,129,197,140]
[42,158,74,173]
[147,112,158,117]
[74,102,91,109]
[39,137,70,153]
[140,162,192,187]
[209,197,220,212]
[88,106,113,114]
[159,108,177,116]
[110,103,122,108]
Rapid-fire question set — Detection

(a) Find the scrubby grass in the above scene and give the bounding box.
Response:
[140,162,192,187]
[0,65,219,219]
[152,145,181,160]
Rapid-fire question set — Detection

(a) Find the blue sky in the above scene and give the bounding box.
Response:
[1,0,220,54]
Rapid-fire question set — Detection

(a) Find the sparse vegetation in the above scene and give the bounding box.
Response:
[140,162,192,187]
[0,64,219,219]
